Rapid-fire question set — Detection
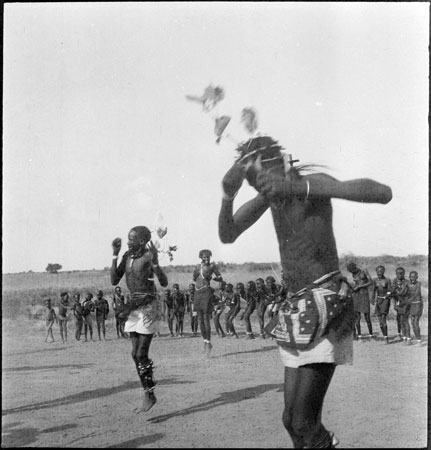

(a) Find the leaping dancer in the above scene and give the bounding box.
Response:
[111,226,168,413]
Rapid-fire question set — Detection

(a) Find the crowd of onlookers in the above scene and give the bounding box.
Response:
[42,263,424,346]
[43,289,121,343]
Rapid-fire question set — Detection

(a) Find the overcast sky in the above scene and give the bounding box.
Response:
[3,2,429,273]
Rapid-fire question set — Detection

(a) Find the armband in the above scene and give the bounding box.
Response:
[305,179,310,201]
[112,255,119,260]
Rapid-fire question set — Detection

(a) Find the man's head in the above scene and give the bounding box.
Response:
[265,276,276,288]
[226,283,234,293]
[173,283,179,292]
[256,278,265,290]
[86,292,93,301]
[115,286,122,295]
[347,262,359,274]
[164,289,171,297]
[409,271,418,283]
[235,282,245,293]
[44,298,51,306]
[376,265,385,277]
[199,249,212,264]
[60,292,69,302]
[247,280,256,292]
[396,267,405,280]
[74,293,81,301]
[236,136,286,188]
[97,290,103,299]
[189,283,195,292]
[128,226,151,253]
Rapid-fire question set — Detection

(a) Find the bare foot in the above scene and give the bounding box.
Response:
[136,391,157,413]
[206,342,213,357]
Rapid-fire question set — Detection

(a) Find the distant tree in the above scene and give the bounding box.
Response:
[46,263,62,274]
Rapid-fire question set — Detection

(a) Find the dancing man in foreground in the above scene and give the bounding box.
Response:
[111,225,168,412]
[218,135,392,448]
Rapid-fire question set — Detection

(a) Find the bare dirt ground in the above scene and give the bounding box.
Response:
[2,315,428,448]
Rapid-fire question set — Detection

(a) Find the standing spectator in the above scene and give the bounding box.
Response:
[192,249,223,355]
[347,262,374,339]
[95,290,110,341]
[44,298,57,343]
[392,267,411,345]
[265,276,284,320]
[372,266,392,344]
[58,292,70,343]
[213,291,226,337]
[172,284,186,337]
[164,288,176,337]
[71,293,84,341]
[225,283,241,338]
[255,277,269,338]
[187,283,199,336]
[112,286,127,339]
[240,280,258,339]
[408,271,423,345]
[82,292,95,342]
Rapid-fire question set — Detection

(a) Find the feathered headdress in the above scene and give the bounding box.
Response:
[235,135,283,164]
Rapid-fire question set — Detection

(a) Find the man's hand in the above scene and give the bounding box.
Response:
[112,238,122,256]
[222,163,246,199]
[146,241,160,266]
[256,171,307,202]
[256,171,289,200]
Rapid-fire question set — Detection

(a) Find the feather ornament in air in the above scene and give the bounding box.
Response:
[167,245,178,262]
[156,227,168,239]
[241,107,258,134]
[185,85,225,112]
[214,116,231,144]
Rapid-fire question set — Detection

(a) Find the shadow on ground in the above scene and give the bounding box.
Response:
[1,422,78,447]
[2,346,69,357]
[212,345,276,359]
[148,382,283,424]
[3,363,94,373]
[2,377,193,416]
[107,433,165,448]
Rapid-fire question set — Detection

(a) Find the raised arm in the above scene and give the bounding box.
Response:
[256,171,392,205]
[145,241,168,288]
[306,173,392,204]
[219,193,270,243]
[219,162,270,243]
[111,238,126,285]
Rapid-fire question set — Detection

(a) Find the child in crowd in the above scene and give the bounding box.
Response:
[408,271,423,345]
[44,298,58,343]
